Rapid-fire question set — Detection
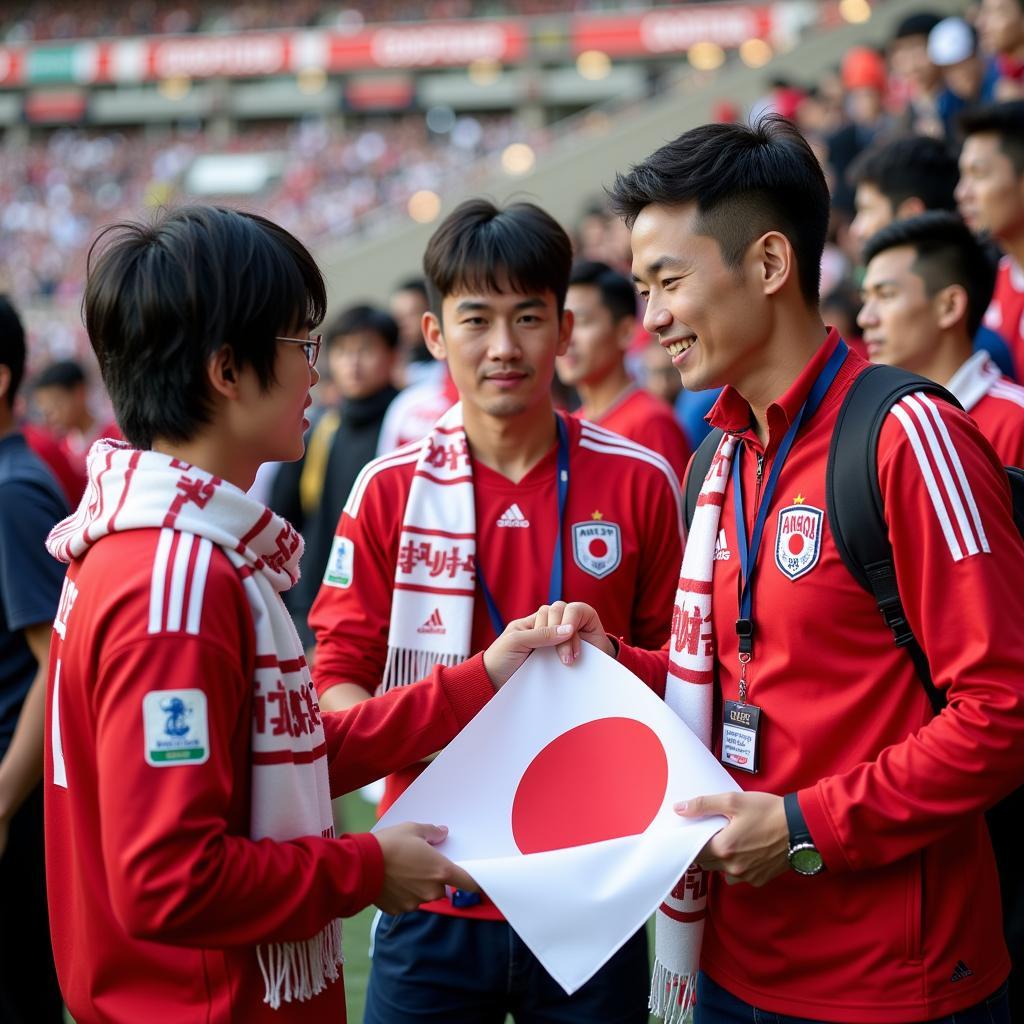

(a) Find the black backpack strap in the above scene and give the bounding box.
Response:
[684,428,725,534]
[826,365,960,715]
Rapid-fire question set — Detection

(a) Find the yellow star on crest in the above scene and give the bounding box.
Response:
[793,493,806,504]
[591,510,604,520]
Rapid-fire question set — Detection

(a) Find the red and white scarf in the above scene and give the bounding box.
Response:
[650,432,736,1022]
[381,402,477,691]
[47,440,342,1010]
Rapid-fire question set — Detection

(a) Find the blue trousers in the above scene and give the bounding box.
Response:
[695,971,1011,1024]
[364,910,649,1024]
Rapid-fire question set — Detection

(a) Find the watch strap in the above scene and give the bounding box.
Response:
[784,791,812,848]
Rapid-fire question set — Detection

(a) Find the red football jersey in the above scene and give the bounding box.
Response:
[947,350,1024,467]
[575,387,691,481]
[45,526,494,1024]
[983,256,1024,376]
[310,411,683,920]
[618,331,1024,1020]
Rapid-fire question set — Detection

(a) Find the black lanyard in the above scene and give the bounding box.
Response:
[732,342,848,690]
[476,414,570,635]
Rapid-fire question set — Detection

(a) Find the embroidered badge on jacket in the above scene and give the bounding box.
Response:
[774,503,823,580]
[572,520,622,579]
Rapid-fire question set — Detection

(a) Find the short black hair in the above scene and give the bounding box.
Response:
[84,205,326,449]
[325,304,400,351]
[893,11,942,40]
[848,134,958,211]
[862,211,997,338]
[393,277,429,300]
[422,199,573,316]
[0,295,26,408]
[608,116,829,305]
[34,358,87,391]
[960,101,1024,175]
[568,260,638,323]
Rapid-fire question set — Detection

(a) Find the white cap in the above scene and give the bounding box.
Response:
[928,17,977,66]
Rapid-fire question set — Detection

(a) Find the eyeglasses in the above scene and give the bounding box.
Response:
[275,333,322,368]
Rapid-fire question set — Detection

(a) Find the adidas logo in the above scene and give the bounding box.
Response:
[417,609,446,635]
[714,528,731,561]
[497,503,530,528]
[950,960,974,982]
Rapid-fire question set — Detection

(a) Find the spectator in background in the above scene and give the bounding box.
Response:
[640,339,682,408]
[32,358,120,474]
[389,277,437,388]
[0,295,67,1024]
[928,17,1001,138]
[860,211,1024,465]
[557,260,690,479]
[887,11,945,137]
[958,101,1024,374]
[271,304,400,649]
[977,0,1024,96]
[848,132,1015,375]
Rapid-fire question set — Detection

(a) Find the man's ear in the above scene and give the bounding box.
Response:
[207,346,240,399]
[615,315,637,353]
[0,365,11,405]
[935,283,968,332]
[895,195,926,220]
[556,307,574,358]
[423,312,447,361]
[756,231,795,298]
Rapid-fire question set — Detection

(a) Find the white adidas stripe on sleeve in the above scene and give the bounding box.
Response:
[344,442,423,519]
[890,394,989,562]
[148,527,175,634]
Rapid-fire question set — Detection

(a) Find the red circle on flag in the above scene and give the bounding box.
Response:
[589,538,609,558]
[788,534,804,555]
[511,717,668,855]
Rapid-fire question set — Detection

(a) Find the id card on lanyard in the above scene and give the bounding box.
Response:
[723,341,848,774]
[475,414,570,635]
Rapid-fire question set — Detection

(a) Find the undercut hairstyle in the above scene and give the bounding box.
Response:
[34,358,86,392]
[325,304,400,351]
[0,295,26,408]
[848,135,958,212]
[608,116,829,305]
[84,205,326,450]
[960,102,1024,175]
[862,211,998,338]
[422,199,573,317]
[568,260,638,323]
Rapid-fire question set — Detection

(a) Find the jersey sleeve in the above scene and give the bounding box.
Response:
[309,473,398,698]
[637,415,691,483]
[628,465,684,652]
[0,478,67,631]
[800,392,1024,872]
[322,653,495,795]
[95,562,384,948]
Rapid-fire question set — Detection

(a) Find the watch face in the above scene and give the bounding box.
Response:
[790,846,824,876]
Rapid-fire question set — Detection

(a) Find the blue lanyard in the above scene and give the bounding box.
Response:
[732,342,848,664]
[476,415,570,635]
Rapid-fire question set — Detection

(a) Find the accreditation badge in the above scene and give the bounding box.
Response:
[721,700,761,774]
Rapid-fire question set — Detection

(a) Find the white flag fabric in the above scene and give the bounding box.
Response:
[374,643,739,995]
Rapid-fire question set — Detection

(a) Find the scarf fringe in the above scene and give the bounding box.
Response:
[380,645,463,694]
[258,918,344,1009]
[649,960,697,1024]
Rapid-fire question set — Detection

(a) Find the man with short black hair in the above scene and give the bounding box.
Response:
[311,198,683,1023]
[860,211,1024,464]
[557,259,690,479]
[541,116,1024,1022]
[848,133,1014,374]
[44,205,568,1024]
[958,101,1024,374]
[0,295,66,1024]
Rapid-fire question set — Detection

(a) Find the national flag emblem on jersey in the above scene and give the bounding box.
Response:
[572,521,621,579]
[775,504,823,580]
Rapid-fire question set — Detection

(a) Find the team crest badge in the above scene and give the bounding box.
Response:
[775,504,823,580]
[572,520,621,579]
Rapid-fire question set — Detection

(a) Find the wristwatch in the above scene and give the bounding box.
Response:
[784,792,824,876]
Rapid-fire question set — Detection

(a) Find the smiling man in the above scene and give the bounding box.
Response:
[538,117,1024,1023]
[310,198,683,1023]
[859,210,1024,465]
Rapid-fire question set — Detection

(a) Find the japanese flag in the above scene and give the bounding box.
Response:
[375,643,738,994]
